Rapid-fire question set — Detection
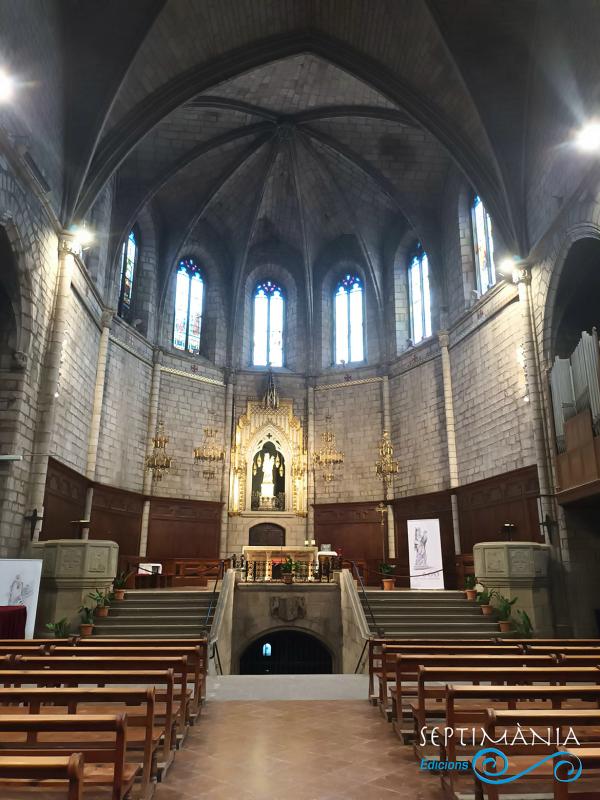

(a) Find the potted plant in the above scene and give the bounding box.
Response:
[464,575,477,601]
[78,605,95,637]
[380,563,396,591]
[112,571,132,601]
[513,609,534,639]
[495,593,517,633]
[280,556,299,585]
[88,589,110,617]
[476,586,496,616]
[45,618,69,638]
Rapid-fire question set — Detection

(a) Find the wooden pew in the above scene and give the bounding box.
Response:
[0,713,137,800]
[7,654,197,726]
[553,748,600,800]
[0,687,156,798]
[470,709,600,800]
[385,653,557,726]
[374,645,525,712]
[0,670,176,768]
[0,753,84,800]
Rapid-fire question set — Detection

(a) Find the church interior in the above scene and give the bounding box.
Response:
[3,1,600,798]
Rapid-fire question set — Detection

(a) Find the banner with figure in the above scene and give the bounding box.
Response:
[406,519,444,589]
[0,558,42,638]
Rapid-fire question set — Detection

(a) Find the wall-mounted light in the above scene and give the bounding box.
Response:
[0,70,15,103]
[500,522,516,540]
[575,121,600,153]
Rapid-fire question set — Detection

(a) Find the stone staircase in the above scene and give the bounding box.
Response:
[360,589,499,638]
[92,590,218,638]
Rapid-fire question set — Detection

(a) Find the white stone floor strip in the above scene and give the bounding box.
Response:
[206,673,369,701]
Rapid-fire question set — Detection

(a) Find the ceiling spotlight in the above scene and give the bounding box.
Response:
[498,256,517,278]
[0,70,15,103]
[575,121,600,153]
[71,223,94,249]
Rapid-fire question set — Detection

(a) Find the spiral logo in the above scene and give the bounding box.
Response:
[471,748,582,785]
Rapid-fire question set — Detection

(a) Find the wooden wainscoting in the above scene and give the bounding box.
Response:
[146,497,222,560]
[40,458,89,540]
[313,501,386,585]
[90,485,143,557]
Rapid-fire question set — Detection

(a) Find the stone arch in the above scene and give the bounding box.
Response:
[0,211,35,368]
[236,626,336,674]
[245,422,294,513]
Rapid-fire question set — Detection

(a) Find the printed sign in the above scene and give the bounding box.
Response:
[406,518,444,589]
[0,558,43,638]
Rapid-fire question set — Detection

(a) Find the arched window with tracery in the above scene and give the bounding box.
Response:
[173,257,204,354]
[252,280,284,367]
[334,273,364,364]
[408,243,431,344]
[118,227,138,320]
[471,194,496,293]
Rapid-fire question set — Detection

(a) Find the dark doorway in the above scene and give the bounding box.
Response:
[239,630,333,674]
[248,523,285,547]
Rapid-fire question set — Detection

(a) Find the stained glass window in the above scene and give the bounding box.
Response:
[334,274,364,364]
[118,228,138,320]
[408,244,431,344]
[173,257,204,354]
[253,280,284,367]
[472,194,496,294]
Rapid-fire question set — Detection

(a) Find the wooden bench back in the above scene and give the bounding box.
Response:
[0,753,84,800]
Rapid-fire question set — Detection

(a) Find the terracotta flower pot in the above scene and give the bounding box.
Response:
[498,620,513,633]
[113,589,126,601]
[79,624,93,637]
[96,606,109,617]
[480,604,494,616]
[465,589,477,601]
[282,573,293,585]
[382,578,395,591]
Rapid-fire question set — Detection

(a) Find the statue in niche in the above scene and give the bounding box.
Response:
[251,441,285,510]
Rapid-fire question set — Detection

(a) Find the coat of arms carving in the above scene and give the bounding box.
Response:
[270,596,306,622]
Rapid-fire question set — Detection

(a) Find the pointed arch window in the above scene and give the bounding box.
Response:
[471,194,496,293]
[334,273,364,364]
[173,257,204,354]
[408,244,431,344]
[118,228,138,320]
[253,280,284,367]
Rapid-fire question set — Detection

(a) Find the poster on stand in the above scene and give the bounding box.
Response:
[0,558,43,638]
[406,519,444,589]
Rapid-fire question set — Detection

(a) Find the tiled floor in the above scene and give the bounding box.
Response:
[154,700,445,800]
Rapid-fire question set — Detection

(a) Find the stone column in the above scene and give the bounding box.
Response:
[28,234,76,543]
[438,331,462,554]
[139,349,162,557]
[381,375,396,558]
[81,309,113,539]
[307,382,316,542]
[219,372,235,557]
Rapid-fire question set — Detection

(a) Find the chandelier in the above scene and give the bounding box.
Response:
[375,430,399,490]
[145,420,174,481]
[193,427,224,480]
[313,416,344,482]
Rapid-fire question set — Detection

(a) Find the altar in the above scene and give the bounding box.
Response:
[242,545,318,582]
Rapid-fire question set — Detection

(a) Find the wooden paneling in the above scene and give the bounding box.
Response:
[313,502,386,585]
[456,465,542,552]
[147,497,222,560]
[391,490,456,589]
[41,458,88,540]
[90,485,143,556]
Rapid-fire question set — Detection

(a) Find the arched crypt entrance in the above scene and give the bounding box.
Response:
[248,523,285,547]
[239,630,333,674]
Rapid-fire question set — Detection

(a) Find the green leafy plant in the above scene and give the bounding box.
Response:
[380,563,396,577]
[113,571,132,590]
[464,575,476,590]
[78,606,95,625]
[476,587,497,605]
[495,593,518,622]
[87,589,109,607]
[513,609,534,638]
[280,556,300,574]
[46,618,69,637]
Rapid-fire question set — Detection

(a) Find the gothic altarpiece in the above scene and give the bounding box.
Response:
[228,379,307,517]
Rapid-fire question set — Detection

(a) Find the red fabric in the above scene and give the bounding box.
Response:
[0,605,27,638]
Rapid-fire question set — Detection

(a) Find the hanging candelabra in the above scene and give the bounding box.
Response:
[375,429,399,494]
[193,427,224,480]
[313,416,344,482]
[145,420,174,482]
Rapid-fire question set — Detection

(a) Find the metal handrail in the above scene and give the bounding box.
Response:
[203,559,225,629]
[346,559,379,634]
[212,641,223,675]
[354,637,369,674]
